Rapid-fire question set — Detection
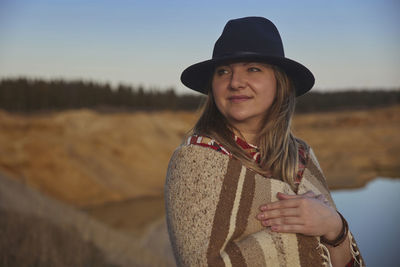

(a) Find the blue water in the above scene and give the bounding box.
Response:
[331,178,400,267]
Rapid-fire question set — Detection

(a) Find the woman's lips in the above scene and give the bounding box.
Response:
[228,95,252,103]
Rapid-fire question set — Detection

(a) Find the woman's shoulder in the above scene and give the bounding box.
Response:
[294,137,321,169]
[295,138,330,193]
[295,137,310,154]
[294,137,311,183]
[165,136,237,189]
[183,134,232,157]
[168,135,232,169]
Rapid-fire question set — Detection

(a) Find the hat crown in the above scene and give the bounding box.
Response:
[181,16,314,96]
[212,17,285,59]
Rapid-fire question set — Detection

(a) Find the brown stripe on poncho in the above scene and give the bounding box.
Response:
[165,144,364,267]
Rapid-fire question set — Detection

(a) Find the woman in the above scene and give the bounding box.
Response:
[165,17,363,267]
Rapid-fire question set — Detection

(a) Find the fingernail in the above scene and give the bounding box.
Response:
[271,226,278,231]
[260,205,267,211]
[257,213,265,220]
[262,220,269,226]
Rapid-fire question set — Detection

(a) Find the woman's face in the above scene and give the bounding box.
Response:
[212,62,276,131]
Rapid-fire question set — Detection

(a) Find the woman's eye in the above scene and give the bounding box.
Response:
[248,67,261,72]
[216,68,229,76]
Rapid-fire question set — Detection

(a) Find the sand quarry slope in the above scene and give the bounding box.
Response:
[0,172,175,267]
[0,106,398,208]
[0,106,399,266]
[0,110,195,207]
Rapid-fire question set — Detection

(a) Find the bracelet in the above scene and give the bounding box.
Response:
[320,211,348,247]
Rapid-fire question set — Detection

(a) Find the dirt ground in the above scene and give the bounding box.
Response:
[0,105,399,235]
[293,105,400,189]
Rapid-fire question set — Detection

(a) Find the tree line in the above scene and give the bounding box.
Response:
[0,78,399,113]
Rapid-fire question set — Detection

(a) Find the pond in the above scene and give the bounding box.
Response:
[332,177,400,267]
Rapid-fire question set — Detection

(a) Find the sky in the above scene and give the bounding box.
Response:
[0,0,399,94]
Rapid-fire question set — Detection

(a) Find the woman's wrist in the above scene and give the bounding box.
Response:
[321,211,348,247]
[323,211,342,240]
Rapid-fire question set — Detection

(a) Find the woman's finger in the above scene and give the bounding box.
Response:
[262,216,303,227]
[257,207,299,220]
[316,194,329,204]
[276,192,298,200]
[260,198,300,211]
[270,224,303,233]
[259,191,323,212]
[277,191,315,200]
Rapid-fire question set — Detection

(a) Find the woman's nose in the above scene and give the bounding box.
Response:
[229,71,246,90]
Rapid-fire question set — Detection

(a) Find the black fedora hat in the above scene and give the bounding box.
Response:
[181,16,315,96]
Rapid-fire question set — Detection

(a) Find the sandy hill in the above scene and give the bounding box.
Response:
[0,105,399,266]
[0,110,195,207]
[0,172,174,266]
[292,105,400,189]
[0,106,398,209]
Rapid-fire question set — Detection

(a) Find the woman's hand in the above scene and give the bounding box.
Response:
[256,191,342,239]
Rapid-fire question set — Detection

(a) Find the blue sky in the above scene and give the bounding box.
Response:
[0,0,399,94]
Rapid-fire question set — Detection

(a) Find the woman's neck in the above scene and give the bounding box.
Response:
[233,129,259,146]
[229,118,262,146]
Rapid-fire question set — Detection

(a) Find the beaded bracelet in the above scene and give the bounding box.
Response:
[320,211,348,247]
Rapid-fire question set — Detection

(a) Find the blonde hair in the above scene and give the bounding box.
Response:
[193,65,303,188]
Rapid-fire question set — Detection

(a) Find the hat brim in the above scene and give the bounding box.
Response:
[181,54,314,97]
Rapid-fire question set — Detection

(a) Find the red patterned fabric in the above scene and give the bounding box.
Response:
[233,135,261,162]
[346,258,355,267]
[187,135,231,156]
[187,134,307,183]
[296,143,307,184]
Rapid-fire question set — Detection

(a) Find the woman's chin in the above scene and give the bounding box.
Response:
[227,114,257,126]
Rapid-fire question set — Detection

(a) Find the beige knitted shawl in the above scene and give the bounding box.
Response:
[165,144,364,267]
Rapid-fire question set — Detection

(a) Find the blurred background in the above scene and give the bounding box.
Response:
[0,0,399,266]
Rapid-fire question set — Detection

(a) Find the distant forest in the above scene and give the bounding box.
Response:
[0,78,399,113]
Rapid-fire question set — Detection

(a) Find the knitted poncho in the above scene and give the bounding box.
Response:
[165,142,364,267]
